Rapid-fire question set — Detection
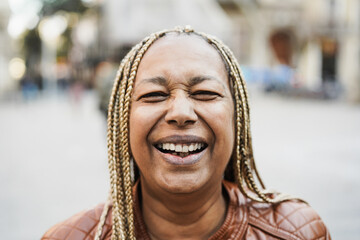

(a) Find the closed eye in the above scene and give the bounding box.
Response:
[191,91,222,101]
[138,91,168,102]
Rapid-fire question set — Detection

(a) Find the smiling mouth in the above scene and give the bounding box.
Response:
[155,142,208,158]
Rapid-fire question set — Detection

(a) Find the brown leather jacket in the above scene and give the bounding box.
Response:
[42,181,331,240]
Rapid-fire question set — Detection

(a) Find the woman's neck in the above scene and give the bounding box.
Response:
[140,180,227,240]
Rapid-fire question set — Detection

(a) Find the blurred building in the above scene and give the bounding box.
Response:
[99,0,232,56]
[218,0,360,101]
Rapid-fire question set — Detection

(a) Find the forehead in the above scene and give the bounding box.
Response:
[144,34,221,59]
[135,34,228,82]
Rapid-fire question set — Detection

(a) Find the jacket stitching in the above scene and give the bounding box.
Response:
[276,204,308,226]
[249,215,301,240]
[250,203,312,238]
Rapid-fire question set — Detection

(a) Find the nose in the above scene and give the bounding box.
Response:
[165,93,197,127]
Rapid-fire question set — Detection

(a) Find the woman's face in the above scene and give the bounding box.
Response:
[129,35,235,194]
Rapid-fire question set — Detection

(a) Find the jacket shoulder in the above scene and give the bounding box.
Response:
[248,199,331,240]
[41,203,112,240]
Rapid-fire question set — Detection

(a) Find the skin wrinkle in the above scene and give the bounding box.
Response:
[134,75,226,96]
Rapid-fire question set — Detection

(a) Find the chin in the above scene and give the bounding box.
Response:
[159,172,208,194]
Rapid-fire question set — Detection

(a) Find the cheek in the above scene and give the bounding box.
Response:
[206,101,234,128]
[214,105,235,171]
[198,101,235,148]
[129,105,164,157]
[216,110,235,150]
[129,107,150,173]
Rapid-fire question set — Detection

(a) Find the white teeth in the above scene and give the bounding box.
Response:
[188,144,194,151]
[169,143,175,151]
[158,143,205,153]
[175,144,182,152]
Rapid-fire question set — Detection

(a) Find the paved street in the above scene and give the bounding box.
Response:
[0,90,359,239]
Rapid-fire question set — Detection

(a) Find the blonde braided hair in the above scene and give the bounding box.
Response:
[96,26,294,240]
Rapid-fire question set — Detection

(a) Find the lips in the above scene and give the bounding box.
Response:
[154,135,208,159]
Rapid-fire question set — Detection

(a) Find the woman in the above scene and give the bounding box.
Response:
[42,26,331,240]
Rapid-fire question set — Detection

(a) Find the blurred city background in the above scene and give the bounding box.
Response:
[0,0,359,239]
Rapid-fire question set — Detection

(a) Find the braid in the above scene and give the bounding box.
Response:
[116,46,139,239]
[109,50,134,239]
[97,26,295,240]
[107,54,128,239]
[103,32,166,240]
[119,35,160,239]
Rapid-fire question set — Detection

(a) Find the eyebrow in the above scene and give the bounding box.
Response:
[138,75,225,89]
[138,76,167,86]
[188,75,224,88]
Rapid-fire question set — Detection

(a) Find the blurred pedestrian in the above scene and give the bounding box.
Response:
[20,73,38,100]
